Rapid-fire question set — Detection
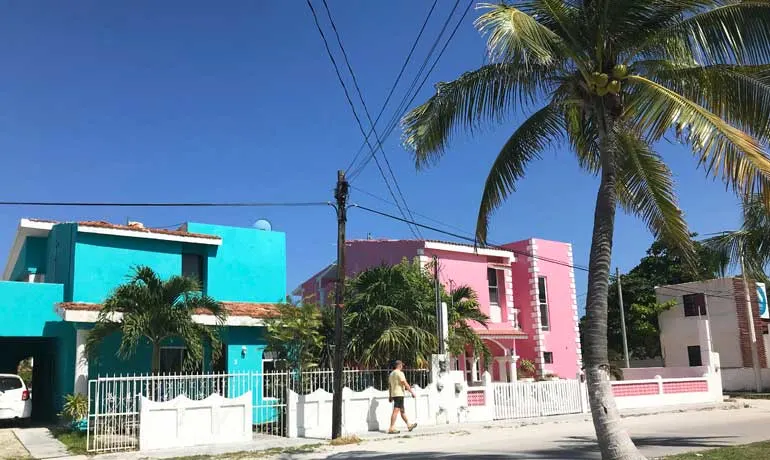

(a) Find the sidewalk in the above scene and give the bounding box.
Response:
[81,400,744,460]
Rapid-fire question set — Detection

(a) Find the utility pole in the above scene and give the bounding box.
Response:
[740,255,762,393]
[616,268,630,369]
[434,255,445,354]
[331,170,348,439]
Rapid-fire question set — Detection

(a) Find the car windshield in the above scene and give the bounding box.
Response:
[0,377,22,392]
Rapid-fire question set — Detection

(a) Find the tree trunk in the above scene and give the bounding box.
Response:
[151,343,161,374]
[584,115,645,459]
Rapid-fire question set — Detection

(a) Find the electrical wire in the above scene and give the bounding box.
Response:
[349,0,474,181]
[0,200,330,207]
[307,0,419,238]
[319,0,422,238]
[353,203,748,302]
[344,0,439,173]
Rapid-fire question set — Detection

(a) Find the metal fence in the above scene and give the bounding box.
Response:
[492,379,585,420]
[86,367,428,453]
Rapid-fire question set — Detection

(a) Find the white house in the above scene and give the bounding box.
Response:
[655,278,770,391]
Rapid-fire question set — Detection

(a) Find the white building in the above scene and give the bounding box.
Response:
[655,278,770,391]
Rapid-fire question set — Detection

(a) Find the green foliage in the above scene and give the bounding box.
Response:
[264,300,323,372]
[342,258,490,368]
[579,236,722,360]
[518,359,536,378]
[703,195,770,283]
[60,393,88,422]
[84,266,227,373]
[16,358,33,387]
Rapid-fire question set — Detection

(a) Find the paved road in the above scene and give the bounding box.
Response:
[284,401,770,459]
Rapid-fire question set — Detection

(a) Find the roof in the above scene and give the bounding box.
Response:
[346,238,515,259]
[29,218,221,241]
[56,301,280,319]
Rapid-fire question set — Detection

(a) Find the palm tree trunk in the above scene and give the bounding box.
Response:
[584,115,645,460]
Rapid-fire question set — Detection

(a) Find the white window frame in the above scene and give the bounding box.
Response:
[538,276,550,331]
[488,268,502,323]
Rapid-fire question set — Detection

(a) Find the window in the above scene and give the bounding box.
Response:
[538,277,550,330]
[182,253,204,287]
[687,345,703,366]
[0,376,22,391]
[487,268,499,305]
[683,293,707,317]
[543,352,554,364]
[159,347,202,374]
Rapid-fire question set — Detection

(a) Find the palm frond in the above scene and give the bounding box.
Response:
[643,63,770,144]
[625,75,770,199]
[401,63,553,164]
[475,104,564,243]
[475,2,567,66]
[614,131,695,264]
[636,2,770,65]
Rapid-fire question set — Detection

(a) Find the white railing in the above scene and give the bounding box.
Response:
[492,379,585,420]
[86,368,429,453]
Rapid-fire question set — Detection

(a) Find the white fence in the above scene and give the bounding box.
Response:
[610,375,721,410]
[139,392,252,450]
[493,379,586,420]
[86,368,429,453]
[286,386,438,438]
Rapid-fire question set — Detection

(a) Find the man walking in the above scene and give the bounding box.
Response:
[388,360,417,434]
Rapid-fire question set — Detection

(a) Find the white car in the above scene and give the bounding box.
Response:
[0,374,32,420]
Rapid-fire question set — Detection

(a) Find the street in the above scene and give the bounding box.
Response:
[283,401,770,459]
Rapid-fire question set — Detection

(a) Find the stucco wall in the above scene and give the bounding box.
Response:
[506,240,537,369]
[72,232,183,303]
[345,240,423,275]
[186,223,286,303]
[0,281,64,336]
[657,279,743,368]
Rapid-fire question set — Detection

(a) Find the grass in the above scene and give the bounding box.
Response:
[50,427,87,455]
[666,440,770,459]
[329,435,361,446]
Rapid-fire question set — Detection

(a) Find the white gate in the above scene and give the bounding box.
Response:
[493,380,585,420]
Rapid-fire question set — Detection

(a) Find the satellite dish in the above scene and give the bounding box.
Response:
[253,219,272,231]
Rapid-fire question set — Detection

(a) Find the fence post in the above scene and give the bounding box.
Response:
[578,372,589,414]
[656,375,664,396]
[286,387,298,438]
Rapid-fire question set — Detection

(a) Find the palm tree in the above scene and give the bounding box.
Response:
[703,195,770,283]
[85,266,227,373]
[401,2,770,458]
[446,285,492,366]
[343,259,489,368]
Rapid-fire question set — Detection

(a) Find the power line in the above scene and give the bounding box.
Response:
[0,200,330,208]
[319,0,422,238]
[354,203,745,302]
[344,0,439,173]
[348,0,461,179]
[349,0,473,181]
[306,0,419,238]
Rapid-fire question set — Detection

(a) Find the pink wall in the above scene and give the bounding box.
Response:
[507,240,538,371]
[345,240,424,275]
[505,239,580,379]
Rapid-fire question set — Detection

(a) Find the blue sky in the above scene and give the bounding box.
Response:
[0,1,742,310]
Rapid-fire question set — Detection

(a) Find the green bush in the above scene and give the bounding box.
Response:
[61,393,88,422]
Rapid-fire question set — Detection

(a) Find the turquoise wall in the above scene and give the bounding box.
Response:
[46,224,76,301]
[10,237,48,281]
[43,321,76,414]
[185,223,286,303]
[0,281,64,336]
[72,233,183,303]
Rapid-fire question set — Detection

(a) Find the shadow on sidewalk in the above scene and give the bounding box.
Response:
[304,434,738,459]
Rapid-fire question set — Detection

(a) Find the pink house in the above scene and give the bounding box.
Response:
[297,238,581,382]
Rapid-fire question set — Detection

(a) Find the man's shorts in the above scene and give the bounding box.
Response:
[392,396,405,410]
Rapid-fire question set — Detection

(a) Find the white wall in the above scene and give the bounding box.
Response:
[139,392,252,451]
[657,279,742,368]
[721,368,770,392]
[622,366,709,380]
[611,375,723,410]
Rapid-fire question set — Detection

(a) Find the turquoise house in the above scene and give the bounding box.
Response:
[0,218,286,421]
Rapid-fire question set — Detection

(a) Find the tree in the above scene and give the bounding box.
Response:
[85,266,227,373]
[264,300,324,372]
[579,236,722,361]
[401,3,770,457]
[343,259,489,368]
[704,195,770,283]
